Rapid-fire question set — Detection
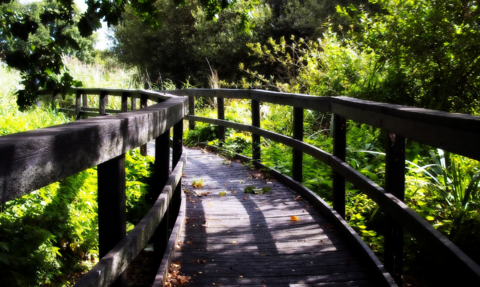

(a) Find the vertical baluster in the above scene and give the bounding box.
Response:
[153,129,171,265]
[170,120,183,246]
[333,114,346,218]
[293,107,304,182]
[97,154,126,287]
[131,97,136,111]
[172,120,183,170]
[140,94,148,156]
[99,91,107,116]
[384,132,405,286]
[252,99,261,161]
[189,95,195,130]
[51,90,58,110]
[217,96,225,146]
[82,93,88,108]
[121,92,129,112]
[75,90,82,120]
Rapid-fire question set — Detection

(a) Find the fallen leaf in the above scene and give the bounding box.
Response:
[243,196,248,200]
[291,216,300,221]
[232,241,237,244]
[219,191,227,196]
[182,174,187,178]
[295,196,302,201]
[233,190,237,193]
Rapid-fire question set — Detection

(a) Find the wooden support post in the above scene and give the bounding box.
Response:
[51,90,58,110]
[217,97,225,146]
[97,154,126,287]
[384,133,405,286]
[333,114,346,218]
[252,100,261,161]
[153,129,170,264]
[75,90,82,120]
[131,97,136,111]
[121,92,128,112]
[99,91,107,116]
[82,93,88,108]
[292,107,303,182]
[140,94,148,156]
[172,120,183,170]
[189,95,195,131]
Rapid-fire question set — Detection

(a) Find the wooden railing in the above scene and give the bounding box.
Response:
[0,89,188,286]
[169,88,480,286]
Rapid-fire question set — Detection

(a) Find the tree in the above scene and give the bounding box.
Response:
[112,0,270,88]
[0,0,256,110]
[339,0,480,112]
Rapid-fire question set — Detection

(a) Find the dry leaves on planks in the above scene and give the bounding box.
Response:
[165,262,191,286]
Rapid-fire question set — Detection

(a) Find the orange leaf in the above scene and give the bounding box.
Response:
[291,216,300,221]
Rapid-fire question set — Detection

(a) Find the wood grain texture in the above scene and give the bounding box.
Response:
[0,95,187,203]
[74,155,187,287]
[172,148,385,286]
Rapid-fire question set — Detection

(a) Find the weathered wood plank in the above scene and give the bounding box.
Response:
[73,155,186,287]
[172,148,385,286]
[0,96,187,203]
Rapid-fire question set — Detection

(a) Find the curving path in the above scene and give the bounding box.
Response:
[170,147,382,286]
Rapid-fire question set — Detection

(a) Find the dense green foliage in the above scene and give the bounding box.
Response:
[0,59,153,286]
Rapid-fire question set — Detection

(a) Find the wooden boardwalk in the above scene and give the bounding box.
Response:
[170,147,380,286]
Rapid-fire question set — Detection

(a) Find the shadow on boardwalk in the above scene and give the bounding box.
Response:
[170,147,378,286]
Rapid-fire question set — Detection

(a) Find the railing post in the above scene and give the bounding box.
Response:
[153,129,171,264]
[333,114,346,218]
[140,94,148,156]
[99,91,107,116]
[51,90,58,110]
[97,154,126,287]
[189,95,195,131]
[121,92,129,112]
[131,97,136,111]
[217,96,225,146]
[252,99,261,161]
[293,107,304,182]
[384,132,405,286]
[82,93,88,108]
[75,90,82,120]
[173,120,183,170]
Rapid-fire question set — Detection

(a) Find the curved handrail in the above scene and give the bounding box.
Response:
[0,89,188,286]
[170,88,480,285]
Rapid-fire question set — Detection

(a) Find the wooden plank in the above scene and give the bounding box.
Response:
[0,97,187,203]
[97,153,127,287]
[333,114,346,218]
[252,100,261,161]
[74,155,186,287]
[173,148,387,286]
[292,107,303,182]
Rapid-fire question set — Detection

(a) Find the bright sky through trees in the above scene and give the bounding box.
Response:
[18,0,111,50]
